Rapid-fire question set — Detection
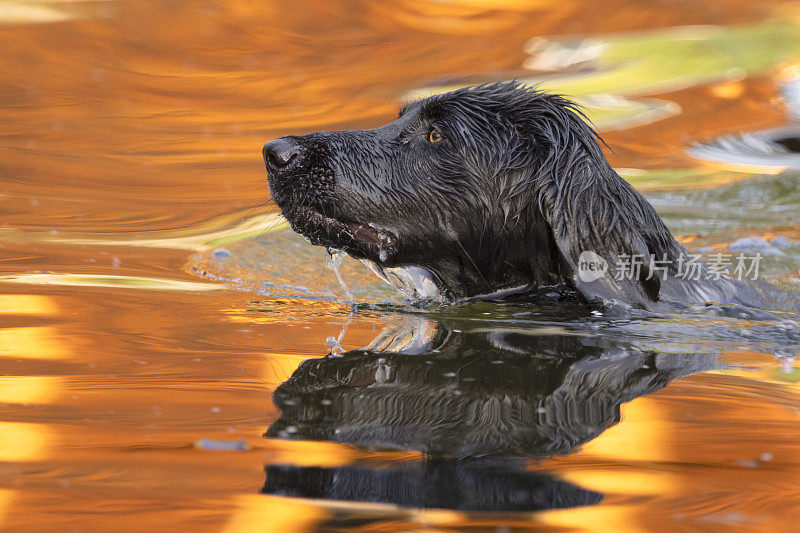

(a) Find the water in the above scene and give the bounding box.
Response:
[2,1,800,531]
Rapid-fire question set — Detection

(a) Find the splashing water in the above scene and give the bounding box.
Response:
[326,248,354,301]
[324,334,345,356]
[359,260,443,301]
[324,306,356,356]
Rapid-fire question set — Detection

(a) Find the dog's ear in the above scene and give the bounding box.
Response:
[515,90,673,309]
[539,166,669,309]
[551,218,661,309]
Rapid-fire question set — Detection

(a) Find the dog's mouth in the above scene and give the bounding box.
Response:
[287,205,399,264]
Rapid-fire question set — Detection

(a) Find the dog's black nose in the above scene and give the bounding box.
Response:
[263,138,300,169]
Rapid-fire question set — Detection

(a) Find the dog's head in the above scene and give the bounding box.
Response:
[264,82,682,305]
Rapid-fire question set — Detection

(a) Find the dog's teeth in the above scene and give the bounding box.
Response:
[369,223,399,240]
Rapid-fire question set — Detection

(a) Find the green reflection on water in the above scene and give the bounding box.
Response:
[408,20,800,130]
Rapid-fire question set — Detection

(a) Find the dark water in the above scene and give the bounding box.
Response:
[2,1,800,531]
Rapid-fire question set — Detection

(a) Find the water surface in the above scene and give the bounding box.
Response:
[1,1,800,531]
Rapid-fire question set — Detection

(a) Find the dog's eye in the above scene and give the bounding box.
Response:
[428,128,443,143]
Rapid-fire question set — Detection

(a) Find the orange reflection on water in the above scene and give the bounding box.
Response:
[0,295,58,316]
[0,377,63,404]
[1,0,800,531]
[0,422,50,463]
[223,495,328,533]
[0,327,69,360]
[578,399,675,463]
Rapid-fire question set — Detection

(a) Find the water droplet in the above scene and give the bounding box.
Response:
[194,439,250,452]
[325,335,344,356]
[212,248,231,259]
[326,248,353,300]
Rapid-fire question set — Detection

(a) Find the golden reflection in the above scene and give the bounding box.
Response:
[0,422,49,462]
[223,495,327,533]
[261,354,310,387]
[558,470,678,496]
[0,1,85,25]
[0,294,58,315]
[0,326,68,360]
[0,293,62,528]
[0,423,51,529]
[538,505,646,533]
[578,398,674,462]
[0,273,221,291]
[780,63,800,82]
[224,494,471,532]
[0,376,62,404]
[263,440,361,468]
[708,80,746,99]
[695,159,789,175]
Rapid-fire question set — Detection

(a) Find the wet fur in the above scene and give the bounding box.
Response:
[265,81,766,309]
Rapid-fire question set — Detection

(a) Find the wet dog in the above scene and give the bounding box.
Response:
[263,82,764,309]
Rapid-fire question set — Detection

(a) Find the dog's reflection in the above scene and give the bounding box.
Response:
[263,314,717,511]
[262,458,603,512]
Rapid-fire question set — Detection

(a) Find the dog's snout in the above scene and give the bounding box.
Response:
[263,138,300,170]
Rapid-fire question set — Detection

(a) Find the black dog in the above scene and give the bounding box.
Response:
[263,81,764,309]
